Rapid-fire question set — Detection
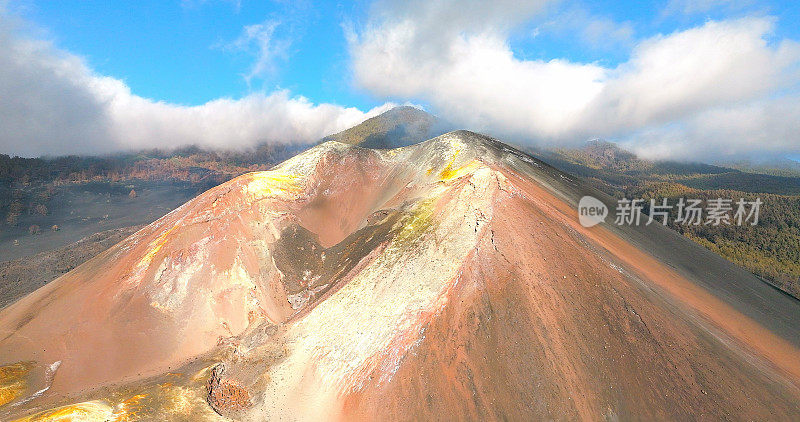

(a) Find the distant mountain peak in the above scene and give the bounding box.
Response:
[582,138,638,162]
[322,106,450,149]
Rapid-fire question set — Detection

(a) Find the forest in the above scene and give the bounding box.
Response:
[531,141,800,298]
[0,143,304,228]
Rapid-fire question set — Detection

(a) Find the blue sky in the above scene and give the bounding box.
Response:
[12,0,373,108]
[15,0,799,107]
[1,0,799,160]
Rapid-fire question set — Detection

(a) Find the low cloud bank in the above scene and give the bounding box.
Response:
[0,13,392,157]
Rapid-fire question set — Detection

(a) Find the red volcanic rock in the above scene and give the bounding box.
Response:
[207,365,252,413]
[1,131,800,420]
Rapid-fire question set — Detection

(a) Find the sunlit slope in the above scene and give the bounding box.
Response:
[1,131,799,420]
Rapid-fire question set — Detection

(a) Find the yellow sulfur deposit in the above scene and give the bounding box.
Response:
[13,401,114,421]
[0,361,32,408]
[245,171,303,200]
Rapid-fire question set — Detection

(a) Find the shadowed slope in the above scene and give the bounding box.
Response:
[0,225,143,310]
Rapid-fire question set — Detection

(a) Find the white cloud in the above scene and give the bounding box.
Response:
[536,7,635,51]
[349,0,800,159]
[624,97,800,160]
[351,0,598,138]
[576,18,800,135]
[581,18,634,49]
[227,19,290,83]
[0,12,393,157]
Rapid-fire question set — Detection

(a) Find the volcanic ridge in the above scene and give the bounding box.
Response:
[1,131,800,420]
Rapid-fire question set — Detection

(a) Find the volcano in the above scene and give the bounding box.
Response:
[1,131,799,420]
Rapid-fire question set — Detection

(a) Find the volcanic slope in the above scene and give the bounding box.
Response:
[1,131,800,420]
